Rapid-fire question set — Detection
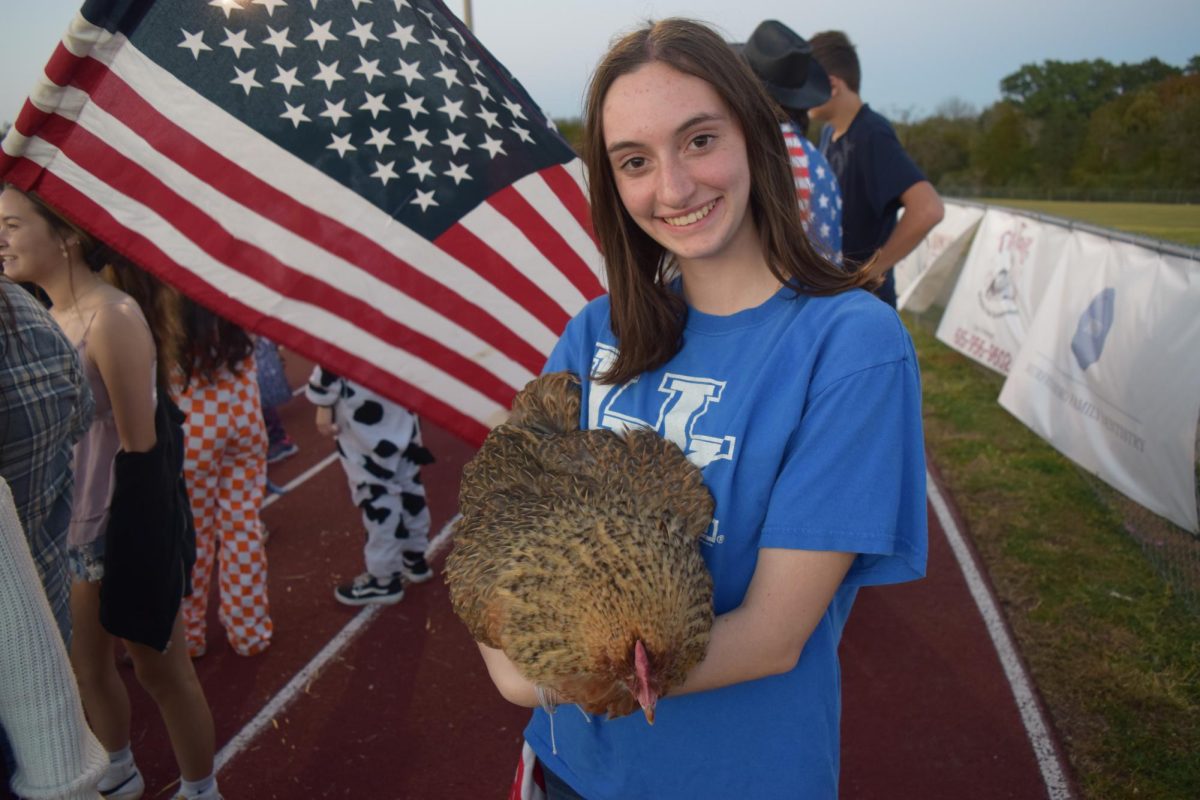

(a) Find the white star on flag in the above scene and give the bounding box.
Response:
[371,159,399,185]
[398,93,427,118]
[408,157,434,181]
[365,126,394,152]
[444,162,471,184]
[210,0,242,19]
[178,30,212,60]
[253,0,287,15]
[476,108,499,129]
[478,133,505,158]
[271,64,303,93]
[410,188,438,210]
[360,92,389,118]
[354,56,384,83]
[220,28,254,59]
[393,58,423,86]
[433,62,461,89]
[388,21,418,49]
[230,66,263,94]
[327,132,356,156]
[438,98,465,123]
[261,26,294,57]
[348,18,378,47]
[280,101,311,128]
[312,60,344,90]
[441,130,468,155]
[404,126,431,150]
[305,19,337,50]
[320,98,352,125]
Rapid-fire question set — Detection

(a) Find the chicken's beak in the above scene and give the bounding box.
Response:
[640,700,656,726]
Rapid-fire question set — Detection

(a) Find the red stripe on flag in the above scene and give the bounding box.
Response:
[44,40,85,88]
[435,224,570,335]
[488,183,604,304]
[67,55,549,373]
[35,115,521,408]
[19,164,494,445]
[540,163,599,251]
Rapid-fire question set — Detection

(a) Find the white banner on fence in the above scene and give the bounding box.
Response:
[998,230,1200,532]
[936,209,1071,374]
[897,202,985,313]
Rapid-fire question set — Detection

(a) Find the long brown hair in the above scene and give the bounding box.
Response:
[176,294,253,387]
[582,19,876,385]
[11,185,184,391]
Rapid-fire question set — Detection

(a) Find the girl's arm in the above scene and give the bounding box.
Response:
[86,303,158,453]
[477,547,855,707]
[672,548,854,695]
[478,644,539,707]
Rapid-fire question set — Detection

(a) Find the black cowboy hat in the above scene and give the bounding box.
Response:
[734,20,831,110]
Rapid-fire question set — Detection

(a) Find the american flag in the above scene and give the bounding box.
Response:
[0,0,604,445]
[781,121,841,262]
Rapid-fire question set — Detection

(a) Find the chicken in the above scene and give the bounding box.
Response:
[446,371,714,723]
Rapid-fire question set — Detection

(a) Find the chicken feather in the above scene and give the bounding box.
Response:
[446,371,715,721]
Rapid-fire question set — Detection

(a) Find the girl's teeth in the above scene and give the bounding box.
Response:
[665,200,716,227]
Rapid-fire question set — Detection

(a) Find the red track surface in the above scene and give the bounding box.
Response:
[14,355,1073,799]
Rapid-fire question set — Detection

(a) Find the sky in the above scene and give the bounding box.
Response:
[1,0,1197,126]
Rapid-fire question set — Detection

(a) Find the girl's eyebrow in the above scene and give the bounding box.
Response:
[606,112,726,155]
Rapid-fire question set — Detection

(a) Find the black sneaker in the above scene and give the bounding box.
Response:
[400,551,433,584]
[335,573,404,606]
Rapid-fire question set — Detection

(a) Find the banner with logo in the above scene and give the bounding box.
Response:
[936,209,1071,375]
[896,202,985,313]
[998,230,1200,532]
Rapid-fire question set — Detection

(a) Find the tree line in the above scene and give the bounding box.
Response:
[892,55,1200,201]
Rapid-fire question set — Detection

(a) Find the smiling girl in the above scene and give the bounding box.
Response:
[477,19,928,800]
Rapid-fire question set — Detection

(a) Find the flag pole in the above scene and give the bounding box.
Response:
[463,0,473,30]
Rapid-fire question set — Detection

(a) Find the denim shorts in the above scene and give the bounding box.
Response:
[67,536,106,582]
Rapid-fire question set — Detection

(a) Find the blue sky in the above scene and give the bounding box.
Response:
[2,0,1197,125]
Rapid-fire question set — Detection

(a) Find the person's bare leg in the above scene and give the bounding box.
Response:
[69,580,131,750]
[125,615,215,781]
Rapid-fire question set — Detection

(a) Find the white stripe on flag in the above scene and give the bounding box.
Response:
[513,171,604,287]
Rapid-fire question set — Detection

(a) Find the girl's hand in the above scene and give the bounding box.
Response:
[315,406,338,437]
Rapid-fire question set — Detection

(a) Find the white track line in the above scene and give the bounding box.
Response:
[215,512,461,774]
[262,452,338,509]
[927,470,1072,800]
[213,602,382,772]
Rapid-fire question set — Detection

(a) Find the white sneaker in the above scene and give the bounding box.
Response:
[172,780,222,800]
[98,760,144,799]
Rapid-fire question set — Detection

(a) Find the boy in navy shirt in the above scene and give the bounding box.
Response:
[810,31,944,306]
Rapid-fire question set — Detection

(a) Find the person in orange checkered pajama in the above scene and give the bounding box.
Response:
[174,299,272,657]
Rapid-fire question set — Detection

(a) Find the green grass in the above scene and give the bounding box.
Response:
[907,317,1200,799]
[978,199,1200,248]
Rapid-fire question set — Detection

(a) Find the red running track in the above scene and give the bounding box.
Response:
[11,356,1075,799]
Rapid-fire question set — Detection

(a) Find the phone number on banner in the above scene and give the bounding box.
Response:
[953,327,1013,373]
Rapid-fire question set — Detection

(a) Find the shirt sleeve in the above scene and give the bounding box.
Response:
[304,365,342,406]
[760,324,927,587]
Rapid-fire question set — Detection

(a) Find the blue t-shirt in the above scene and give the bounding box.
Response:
[525,286,928,799]
[820,105,926,307]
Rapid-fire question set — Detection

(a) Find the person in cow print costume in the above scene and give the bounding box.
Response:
[306,366,435,605]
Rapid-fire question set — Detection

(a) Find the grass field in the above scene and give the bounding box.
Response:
[906,318,1200,798]
[977,199,1200,248]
